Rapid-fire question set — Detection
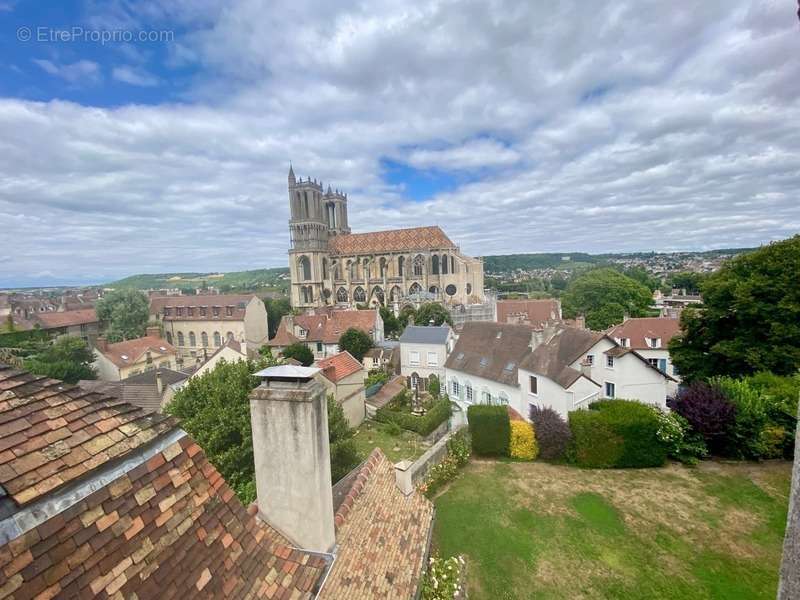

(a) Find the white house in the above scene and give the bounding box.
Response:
[399,325,455,391]
[268,308,383,359]
[608,317,682,393]
[444,322,532,411]
[519,326,676,420]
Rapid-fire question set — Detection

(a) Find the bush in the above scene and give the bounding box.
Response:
[375,397,452,436]
[467,405,510,456]
[380,421,402,437]
[568,400,667,468]
[428,375,440,398]
[446,429,471,467]
[364,370,389,388]
[667,382,735,454]
[509,421,538,460]
[529,405,572,460]
[760,424,787,459]
[281,342,314,366]
[421,554,465,600]
[420,455,459,498]
[654,409,707,465]
[711,376,769,459]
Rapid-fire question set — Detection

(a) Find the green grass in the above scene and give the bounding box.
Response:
[433,460,792,599]
[352,419,427,463]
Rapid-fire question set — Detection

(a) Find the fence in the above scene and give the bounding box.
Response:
[395,422,466,493]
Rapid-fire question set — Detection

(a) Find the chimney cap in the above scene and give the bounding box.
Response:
[254,365,320,381]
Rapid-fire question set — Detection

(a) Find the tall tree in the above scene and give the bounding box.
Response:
[414,302,454,327]
[264,297,292,339]
[282,342,314,366]
[670,236,800,381]
[327,395,361,482]
[338,328,373,362]
[379,306,402,338]
[562,267,654,330]
[24,336,96,384]
[668,271,705,294]
[96,289,150,342]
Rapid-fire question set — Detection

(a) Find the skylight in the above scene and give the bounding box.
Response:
[479,357,489,367]
[504,362,515,371]
[120,354,129,360]
[456,352,464,361]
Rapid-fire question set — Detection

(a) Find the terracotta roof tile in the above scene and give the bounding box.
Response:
[269,310,379,346]
[328,226,455,255]
[496,299,561,327]
[33,309,98,329]
[445,321,534,386]
[97,336,177,368]
[316,352,364,383]
[608,317,681,349]
[149,294,256,322]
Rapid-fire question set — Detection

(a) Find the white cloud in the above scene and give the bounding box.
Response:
[1,0,799,286]
[31,59,101,85]
[112,65,160,87]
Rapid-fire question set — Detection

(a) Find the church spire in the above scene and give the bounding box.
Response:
[288,163,296,185]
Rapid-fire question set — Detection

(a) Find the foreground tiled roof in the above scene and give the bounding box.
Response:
[33,308,98,329]
[97,335,177,368]
[316,351,364,383]
[608,317,681,349]
[328,226,456,255]
[496,299,561,327]
[0,365,328,599]
[320,449,433,599]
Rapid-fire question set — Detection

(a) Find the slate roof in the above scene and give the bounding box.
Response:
[33,308,98,329]
[444,322,534,387]
[96,336,177,368]
[79,369,189,414]
[0,365,328,599]
[320,449,433,599]
[269,310,379,346]
[608,317,681,349]
[496,299,561,327]
[399,325,451,345]
[519,327,604,388]
[327,226,456,255]
[317,352,364,383]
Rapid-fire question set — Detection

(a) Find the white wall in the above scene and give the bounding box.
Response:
[444,368,520,414]
[518,368,600,421]
[636,348,679,395]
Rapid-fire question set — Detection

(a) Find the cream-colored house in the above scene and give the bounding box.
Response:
[399,325,454,391]
[315,351,366,427]
[149,294,268,361]
[93,328,178,381]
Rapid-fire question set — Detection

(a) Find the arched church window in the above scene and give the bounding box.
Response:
[432,255,439,275]
[177,332,184,346]
[372,286,385,304]
[409,282,422,296]
[189,332,196,347]
[354,287,366,303]
[363,258,371,280]
[466,283,472,295]
[337,287,348,303]
[390,285,402,301]
[201,332,208,346]
[413,255,424,277]
[348,260,357,279]
[379,257,387,278]
[442,254,449,274]
[398,256,405,276]
[322,258,328,280]
[299,256,311,281]
[429,286,439,295]
[303,191,309,218]
[451,256,456,273]
[213,332,221,346]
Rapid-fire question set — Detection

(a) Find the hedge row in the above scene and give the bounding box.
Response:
[0,329,49,348]
[375,398,452,436]
[467,405,510,456]
[568,399,666,468]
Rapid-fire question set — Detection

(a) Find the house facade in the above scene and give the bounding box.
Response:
[287,167,484,311]
[268,307,384,359]
[93,328,178,381]
[608,317,681,392]
[315,351,367,427]
[149,294,268,360]
[32,308,100,343]
[399,325,455,391]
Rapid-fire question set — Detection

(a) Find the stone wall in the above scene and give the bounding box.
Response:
[779,403,800,599]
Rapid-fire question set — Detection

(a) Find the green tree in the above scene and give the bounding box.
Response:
[414,302,454,327]
[264,297,292,339]
[327,395,361,482]
[96,289,149,342]
[338,328,373,362]
[380,306,402,338]
[562,267,654,330]
[282,342,314,366]
[669,236,800,381]
[622,266,661,292]
[24,336,96,384]
[668,271,705,294]
[398,305,417,329]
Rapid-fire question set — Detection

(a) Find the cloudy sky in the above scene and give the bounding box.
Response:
[1,0,799,287]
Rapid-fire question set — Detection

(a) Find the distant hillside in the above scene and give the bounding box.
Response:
[108,268,290,292]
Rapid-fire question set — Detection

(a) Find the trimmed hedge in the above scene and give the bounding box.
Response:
[375,397,451,436]
[529,405,572,460]
[568,400,666,468]
[467,405,510,456]
[509,421,538,460]
[0,329,49,348]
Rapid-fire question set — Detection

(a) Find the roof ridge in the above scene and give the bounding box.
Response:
[333,448,385,529]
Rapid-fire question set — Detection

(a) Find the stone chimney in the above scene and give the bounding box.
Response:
[530,322,560,351]
[574,315,586,330]
[248,365,335,553]
[145,325,161,338]
[155,370,163,396]
[95,336,108,352]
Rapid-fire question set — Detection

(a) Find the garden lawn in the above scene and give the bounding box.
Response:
[433,460,792,600]
[351,419,427,463]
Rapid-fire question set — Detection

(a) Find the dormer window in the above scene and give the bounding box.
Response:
[225,306,234,316]
[648,337,661,348]
[176,307,184,317]
[212,306,220,317]
[200,306,207,316]
[164,308,172,316]
[187,307,195,317]
[617,338,629,347]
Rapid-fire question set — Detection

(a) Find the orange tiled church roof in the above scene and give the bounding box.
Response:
[328,226,456,255]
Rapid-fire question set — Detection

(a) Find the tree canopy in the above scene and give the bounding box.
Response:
[338,328,373,362]
[668,271,706,295]
[414,302,454,327]
[96,289,150,342]
[282,342,314,366]
[379,306,402,338]
[669,236,800,381]
[24,336,96,384]
[561,267,654,330]
[264,297,292,339]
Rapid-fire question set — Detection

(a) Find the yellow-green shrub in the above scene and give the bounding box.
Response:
[509,421,538,460]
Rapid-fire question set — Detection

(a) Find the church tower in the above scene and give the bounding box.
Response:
[288,166,329,308]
